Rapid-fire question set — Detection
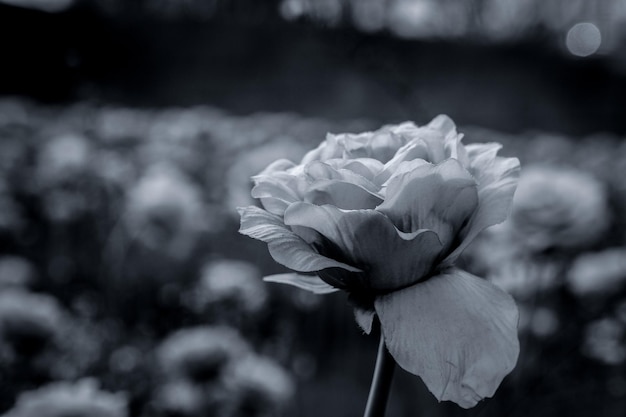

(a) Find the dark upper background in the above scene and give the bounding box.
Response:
[1,0,625,136]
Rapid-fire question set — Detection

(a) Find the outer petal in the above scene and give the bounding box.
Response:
[444,145,520,264]
[354,306,376,334]
[252,171,308,216]
[238,206,361,273]
[264,273,339,294]
[284,203,443,291]
[377,159,478,250]
[427,115,469,167]
[375,268,519,409]
[300,133,344,164]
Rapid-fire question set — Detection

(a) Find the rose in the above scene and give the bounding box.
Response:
[508,165,609,252]
[238,115,520,408]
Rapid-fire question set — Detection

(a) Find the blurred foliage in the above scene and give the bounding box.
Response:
[0,97,625,416]
[4,0,626,57]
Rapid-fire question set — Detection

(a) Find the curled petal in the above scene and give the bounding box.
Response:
[305,161,379,193]
[238,206,361,273]
[377,142,431,183]
[375,268,519,408]
[354,306,376,334]
[301,133,344,164]
[427,115,469,166]
[257,158,297,176]
[252,171,309,215]
[444,145,520,264]
[264,273,339,294]
[377,159,478,249]
[284,203,443,291]
[304,180,383,210]
[339,158,385,181]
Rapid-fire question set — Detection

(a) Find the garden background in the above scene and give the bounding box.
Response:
[0,1,625,416]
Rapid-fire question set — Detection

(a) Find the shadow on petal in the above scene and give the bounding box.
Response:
[238,206,361,273]
[375,268,519,409]
[284,203,443,291]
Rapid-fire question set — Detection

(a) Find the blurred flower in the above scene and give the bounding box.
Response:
[1,378,128,417]
[34,133,95,222]
[527,307,559,338]
[124,164,210,258]
[94,107,152,144]
[582,318,626,365]
[240,116,520,408]
[0,289,65,361]
[486,255,561,300]
[567,248,626,296]
[222,354,294,417]
[93,149,138,190]
[109,345,143,375]
[157,326,250,383]
[46,318,104,380]
[36,133,92,184]
[508,165,610,252]
[140,109,211,175]
[189,259,268,316]
[151,380,207,417]
[0,256,36,288]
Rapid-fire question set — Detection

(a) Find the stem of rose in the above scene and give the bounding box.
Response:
[363,330,396,417]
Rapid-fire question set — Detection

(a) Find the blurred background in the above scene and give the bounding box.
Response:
[0,1,625,416]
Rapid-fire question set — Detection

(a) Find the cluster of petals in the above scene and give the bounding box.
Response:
[239,115,520,408]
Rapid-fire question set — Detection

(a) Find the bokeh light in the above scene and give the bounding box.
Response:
[566,22,602,57]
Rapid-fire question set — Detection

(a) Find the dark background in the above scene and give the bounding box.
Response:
[1,1,625,135]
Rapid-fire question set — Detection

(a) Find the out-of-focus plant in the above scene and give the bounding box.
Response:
[506,165,610,253]
[0,289,66,364]
[33,133,95,223]
[153,325,294,417]
[150,379,207,417]
[567,248,626,296]
[582,317,626,365]
[156,326,250,384]
[0,378,128,417]
[185,259,269,321]
[124,163,212,259]
[221,354,294,417]
[0,289,101,381]
[0,256,36,289]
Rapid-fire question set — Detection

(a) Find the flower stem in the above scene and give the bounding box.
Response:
[363,330,396,417]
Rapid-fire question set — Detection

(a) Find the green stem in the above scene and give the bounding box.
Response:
[363,331,396,417]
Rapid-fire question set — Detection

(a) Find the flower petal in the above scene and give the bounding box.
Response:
[339,158,385,181]
[238,206,361,273]
[284,203,443,291]
[375,268,519,408]
[305,160,379,193]
[354,306,376,334]
[304,180,383,210]
[252,172,305,215]
[300,133,344,164]
[427,115,469,166]
[377,159,478,250]
[444,145,520,264]
[264,273,339,294]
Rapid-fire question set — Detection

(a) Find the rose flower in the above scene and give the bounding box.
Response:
[238,116,520,408]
